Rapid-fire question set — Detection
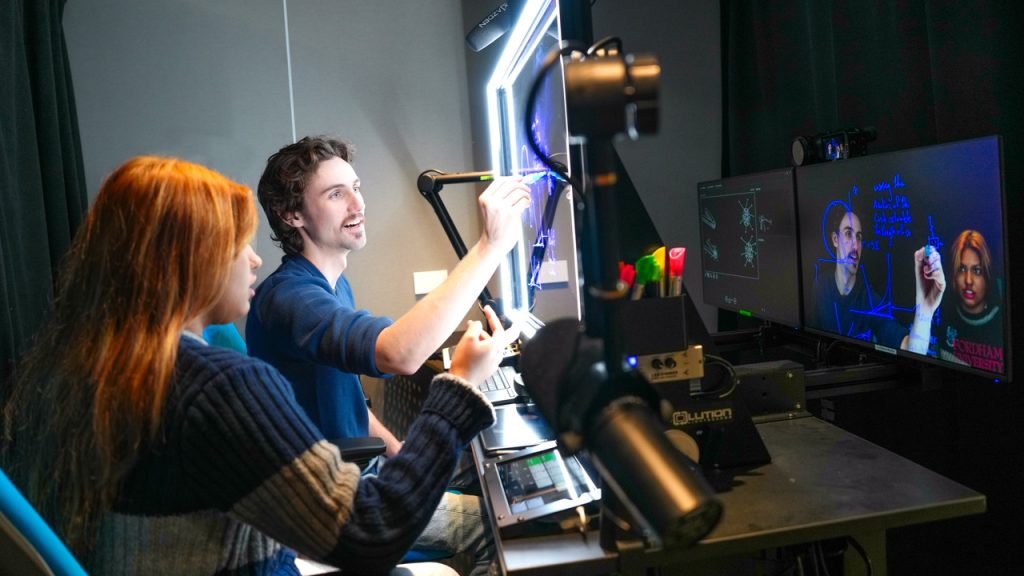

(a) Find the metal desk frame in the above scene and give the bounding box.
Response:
[473,415,986,576]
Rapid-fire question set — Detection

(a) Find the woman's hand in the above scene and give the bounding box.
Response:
[448,305,519,386]
[914,245,946,315]
[904,245,947,354]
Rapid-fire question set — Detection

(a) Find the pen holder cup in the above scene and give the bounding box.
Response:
[614,294,689,357]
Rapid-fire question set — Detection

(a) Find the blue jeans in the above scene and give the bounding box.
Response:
[363,457,493,576]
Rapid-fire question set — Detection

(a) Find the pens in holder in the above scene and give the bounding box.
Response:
[649,261,664,299]
[669,247,686,296]
[620,263,636,293]
[652,246,667,297]
[632,255,657,300]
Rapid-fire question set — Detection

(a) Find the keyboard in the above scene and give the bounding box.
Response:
[479,365,521,405]
[441,343,524,405]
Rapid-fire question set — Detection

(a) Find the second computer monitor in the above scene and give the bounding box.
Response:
[697,168,802,327]
[797,135,1009,380]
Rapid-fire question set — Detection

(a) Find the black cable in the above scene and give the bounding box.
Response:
[586,35,622,56]
[523,40,585,194]
[815,542,832,576]
[523,38,621,309]
[823,338,843,367]
[526,175,569,307]
[845,536,874,576]
[698,353,738,398]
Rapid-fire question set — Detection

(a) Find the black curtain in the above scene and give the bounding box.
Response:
[722,0,1023,175]
[1,0,87,391]
[722,2,1023,572]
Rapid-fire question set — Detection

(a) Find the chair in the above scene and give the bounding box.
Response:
[202,323,249,354]
[0,467,87,576]
[328,437,387,471]
[4,463,444,575]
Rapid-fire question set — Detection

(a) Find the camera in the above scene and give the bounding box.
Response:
[792,127,877,166]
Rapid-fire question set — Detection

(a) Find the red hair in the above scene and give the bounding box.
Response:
[950,229,992,282]
[3,156,257,553]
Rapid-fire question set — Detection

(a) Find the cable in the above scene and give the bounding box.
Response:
[814,542,832,576]
[522,38,610,308]
[523,41,585,194]
[586,35,622,56]
[698,353,738,398]
[824,339,841,364]
[526,175,570,307]
[845,536,874,576]
[815,338,827,366]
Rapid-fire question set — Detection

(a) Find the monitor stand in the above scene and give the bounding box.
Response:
[617,291,773,491]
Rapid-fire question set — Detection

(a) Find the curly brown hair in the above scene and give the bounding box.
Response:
[257,136,355,256]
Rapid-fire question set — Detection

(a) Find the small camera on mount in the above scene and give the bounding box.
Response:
[791,126,877,166]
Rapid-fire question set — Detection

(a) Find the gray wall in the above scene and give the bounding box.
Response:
[64,0,481,323]
[65,0,722,332]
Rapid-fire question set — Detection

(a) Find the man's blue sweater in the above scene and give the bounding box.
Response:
[247,255,393,440]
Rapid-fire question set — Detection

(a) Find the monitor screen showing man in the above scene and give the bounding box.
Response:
[797,135,1009,380]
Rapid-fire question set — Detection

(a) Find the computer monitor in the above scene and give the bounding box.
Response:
[486,0,582,327]
[797,135,1010,381]
[697,168,802,327]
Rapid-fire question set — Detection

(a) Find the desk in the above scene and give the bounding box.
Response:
[474,415,985,576]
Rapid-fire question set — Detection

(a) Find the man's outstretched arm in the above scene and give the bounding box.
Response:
[374,177,530,375]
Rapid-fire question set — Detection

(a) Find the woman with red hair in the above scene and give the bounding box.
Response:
[2,156,504,575]
[939,229,1005,373]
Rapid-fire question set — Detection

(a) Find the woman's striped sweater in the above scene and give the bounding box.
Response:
[83,335,494,575]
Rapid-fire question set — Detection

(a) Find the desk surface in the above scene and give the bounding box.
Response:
[489,415,986,575]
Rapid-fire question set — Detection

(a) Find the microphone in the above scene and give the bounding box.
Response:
[416,170,495,194]
[415,168,517,331]
[416,167,560,195]
[465,1,524,52]
[519,318,722,549]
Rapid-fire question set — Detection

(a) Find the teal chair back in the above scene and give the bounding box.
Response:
[203,323,248,354]
[0,467,87,576]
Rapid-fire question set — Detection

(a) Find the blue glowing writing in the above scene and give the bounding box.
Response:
[872,174,912,245]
